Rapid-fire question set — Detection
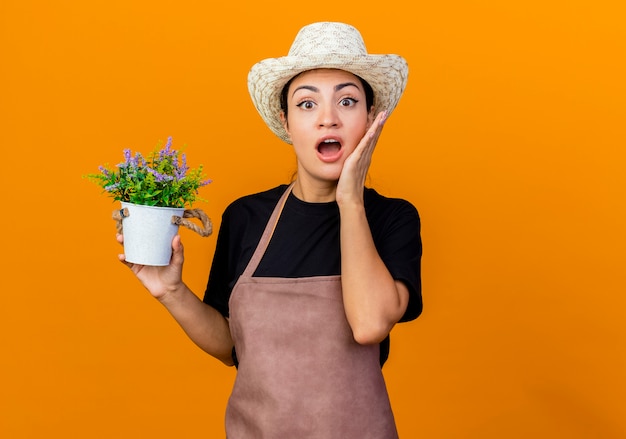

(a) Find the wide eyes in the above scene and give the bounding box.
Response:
[295,97,359,110]
[339,97,358,107]
[296,100,316,110]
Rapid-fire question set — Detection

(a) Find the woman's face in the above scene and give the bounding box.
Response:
[281,69,374,185]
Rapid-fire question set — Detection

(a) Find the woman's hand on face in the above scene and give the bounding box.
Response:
[336,110,387,207]
[116,233,185,300]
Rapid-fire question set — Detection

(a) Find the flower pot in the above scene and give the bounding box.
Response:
[119,202,185,266]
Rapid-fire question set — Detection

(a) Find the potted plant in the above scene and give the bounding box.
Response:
[86,136,212,266]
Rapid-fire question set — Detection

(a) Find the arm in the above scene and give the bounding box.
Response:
[338,202,410,345]
[336,111,410,344]
[118,234,234,366]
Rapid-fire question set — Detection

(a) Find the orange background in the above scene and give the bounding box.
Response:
[1,0,625,437]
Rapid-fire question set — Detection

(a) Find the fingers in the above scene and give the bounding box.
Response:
[366,110,387,137]
[339,110,388,196]
[172,234,182,250]
[373,110,388,131]
[117,252,134,269]
[356,110,387,156]
[116,235,138,270]
[366,110,387,143]
[353,110,387,161]
[171,235,185,265]
[116,234,130,266]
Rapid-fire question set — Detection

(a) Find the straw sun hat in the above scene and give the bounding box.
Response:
[247,22,409,144]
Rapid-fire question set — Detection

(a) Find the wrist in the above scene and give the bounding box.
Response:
[336,184,365,209]
[337,197,365,215]
[157,282,188,306]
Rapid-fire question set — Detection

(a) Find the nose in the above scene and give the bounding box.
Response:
[317,104,339,128]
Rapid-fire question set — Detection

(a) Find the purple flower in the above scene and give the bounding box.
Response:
[117,149,133,168]
[98,166,110,177]
[175,153,189,180]
[159,137,174,159]
[88,136,211,208]
[130,152,143,168]
[147,167,174,182]
[105,183,120,192]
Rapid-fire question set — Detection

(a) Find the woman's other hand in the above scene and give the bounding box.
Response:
[336,110,387,207]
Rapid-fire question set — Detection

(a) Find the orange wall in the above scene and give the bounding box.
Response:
[1,1,625,437]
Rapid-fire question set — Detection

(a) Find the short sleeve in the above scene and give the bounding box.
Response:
[368,195,423,322]
[202,207,235,317]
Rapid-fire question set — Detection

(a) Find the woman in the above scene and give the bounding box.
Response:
[119,22,422,438]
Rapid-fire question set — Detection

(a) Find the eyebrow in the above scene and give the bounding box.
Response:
[291,82,361,98]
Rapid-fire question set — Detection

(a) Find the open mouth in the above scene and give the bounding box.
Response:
[317,138,343,161]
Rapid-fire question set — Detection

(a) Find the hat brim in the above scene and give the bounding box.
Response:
[248,53,408,144]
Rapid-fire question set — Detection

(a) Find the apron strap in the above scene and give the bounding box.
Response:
[240,183,295,278]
